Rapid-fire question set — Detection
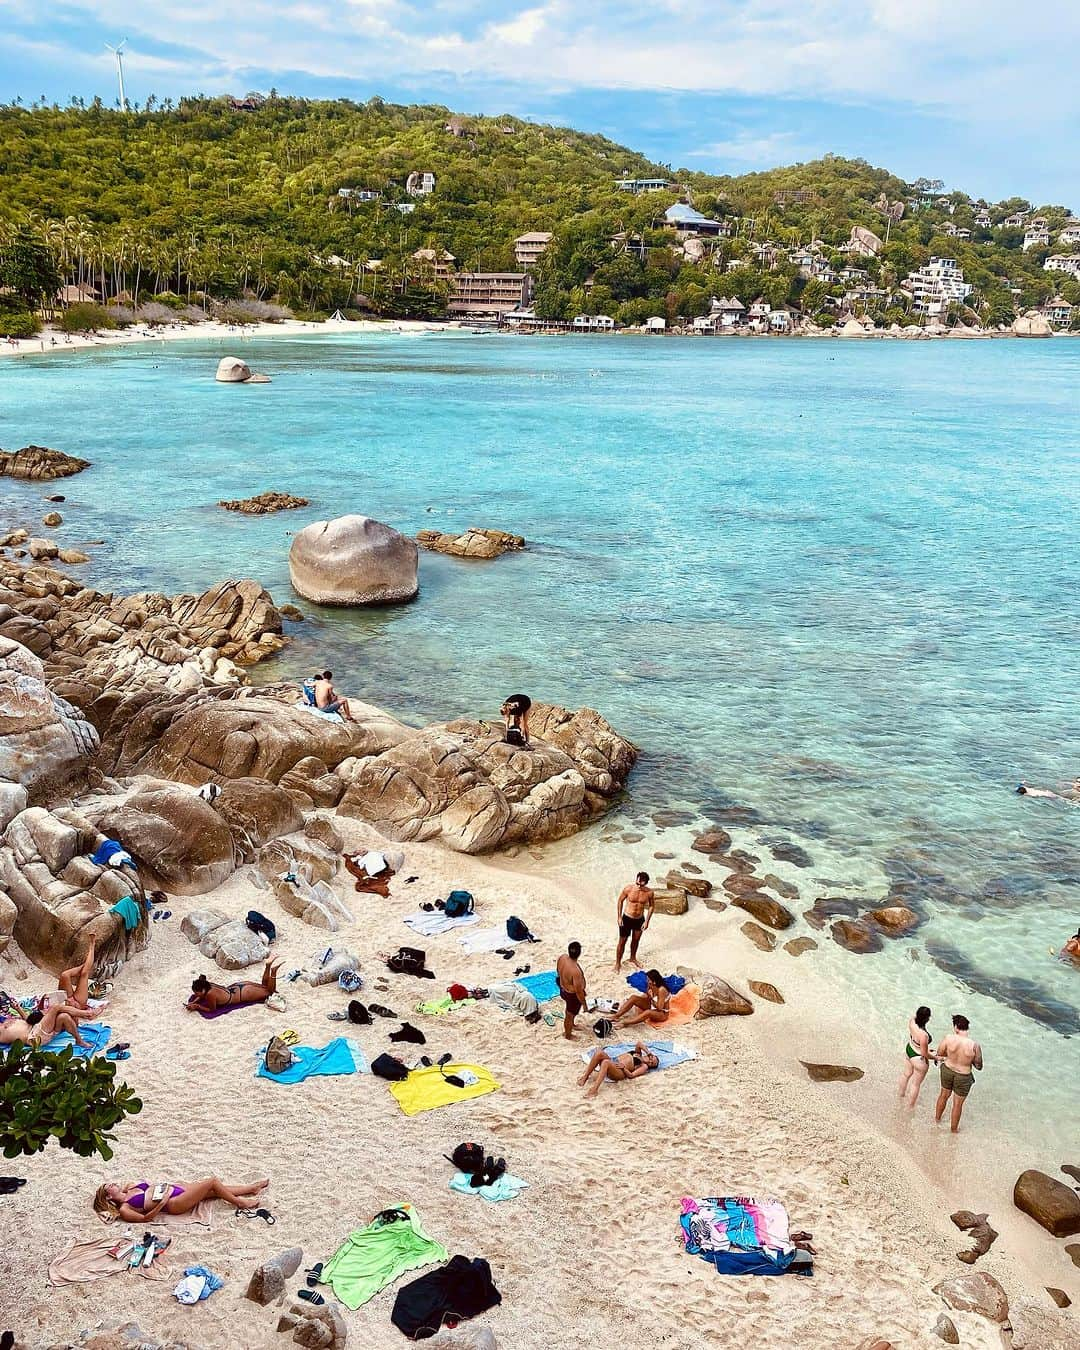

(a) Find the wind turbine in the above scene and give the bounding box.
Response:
[105,38,128,112]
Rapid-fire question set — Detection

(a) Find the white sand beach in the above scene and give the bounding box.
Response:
[0,806,1074,1349]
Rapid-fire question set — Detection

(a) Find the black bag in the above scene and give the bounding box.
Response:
[444,890,474,918]
[506,915,536,943]
[246,909,276,943]
[505,726,526,747]
[347,999,372,1025]
[388,947,433,978]
[446,1142,485,1175]
[593,1017,614,1039]
[391,1255,501,1340]
[371,1052,410,1081]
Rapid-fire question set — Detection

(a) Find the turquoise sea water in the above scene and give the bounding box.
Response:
[1,332,1078,1125]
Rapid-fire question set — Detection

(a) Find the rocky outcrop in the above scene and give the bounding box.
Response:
[0,805,150,973]
[1013,1169,1080,1236]
[0,445,90,480]
[214,776,305,853]
[684,969,753,1017]
[649,886,688,916]
[0,637,100,789]
[417,527,525,559]
[87,783,237,895]
[194,915,270,969]
[831,918,884,954]
[933,1270,1009,1322]
[216,356,271,383]
[1011,311,1053,338]
[336,704,636,853]
[246,1247,303,1305]
[289,514,418,606]
[219,491,309,514]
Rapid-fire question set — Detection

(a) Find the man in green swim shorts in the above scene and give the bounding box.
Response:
[934,1014,983,1133]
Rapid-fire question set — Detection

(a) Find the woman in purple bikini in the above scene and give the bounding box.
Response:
[93,1176,269,1222]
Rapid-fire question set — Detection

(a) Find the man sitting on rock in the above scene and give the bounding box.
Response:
[314,670,355,723]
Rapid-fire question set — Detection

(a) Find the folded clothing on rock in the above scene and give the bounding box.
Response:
[584,1040,697,1070]
[320,1205,448,1310]
[391,1254,501,1340]
[679,1196,803,1277]
[513,969,560,1003]
[89,839,135,869]
[389,1063,499,1116]
[256,1036,368,1084]
[449,1170,529,1204]
[108,895,143,932]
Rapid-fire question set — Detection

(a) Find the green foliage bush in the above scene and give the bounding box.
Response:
[0,308,41,338]
[60,302,118,333]
[0,1041,142,1160]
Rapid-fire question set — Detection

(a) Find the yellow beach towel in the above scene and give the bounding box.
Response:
[389,1063,499,1116]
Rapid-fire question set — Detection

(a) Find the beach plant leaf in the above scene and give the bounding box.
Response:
[0,1042,141,1160]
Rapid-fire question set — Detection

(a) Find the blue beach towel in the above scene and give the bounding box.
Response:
[582,1039,696,1071]
[627,970,686,995]
[0,1021,112,1059]
[449,1170,529,1203]
[90,839,134,869]
[514,970,560,1003]
[256,1036,368,1084]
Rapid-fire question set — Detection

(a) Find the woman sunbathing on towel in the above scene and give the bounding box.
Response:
[185,961,283,1013]
[612,970,671,1029]
[57,937,99,1011]
[93,1176,269,1222]
[578,1042,659,1097]
[0,1001,90,1048]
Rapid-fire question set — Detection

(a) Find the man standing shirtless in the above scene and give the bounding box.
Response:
[934,1014,983,1133]
[556,941,587,1041]
[615,871,654,972]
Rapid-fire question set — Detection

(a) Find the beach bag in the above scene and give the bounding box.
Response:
[593,1018,614,1040]
[347,999,372,1025]
[371,1052,410,1082]
[446,1142,484,1175]
[506,916,535,943]
[444,891,474,919]
[245,910,276,944]
[264,1035,296,1075]
[388,947,430,978]
[505,726,526,747]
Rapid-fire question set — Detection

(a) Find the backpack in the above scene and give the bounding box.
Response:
[347,999,372,1025]
[246,910,276,944]
[446,1142,485,1175]
[506,916,535,943]
[444,890,474,919]
[264,1035,296,1075]
[371,1052,410,1081]
[593,1017,614,1039]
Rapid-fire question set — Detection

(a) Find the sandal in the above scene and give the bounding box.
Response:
[305,1261,323,1287]
[513,965,531,976]
[105,1047,131,1061]
[236,1207,276,1224]
[326,1010,349,1022]
[298,1289,324,1305]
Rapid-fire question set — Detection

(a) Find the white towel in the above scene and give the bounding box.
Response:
[458,926,516,955]
[404,910,481,937]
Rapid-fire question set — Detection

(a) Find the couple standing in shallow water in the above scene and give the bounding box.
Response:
[899,1006,983,1133]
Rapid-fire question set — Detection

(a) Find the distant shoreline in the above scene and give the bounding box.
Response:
[1,314,1075,362]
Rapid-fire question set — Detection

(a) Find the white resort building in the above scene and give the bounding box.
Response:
[615,177,672,194]
[1023,226,1051,250]
[406,171,436,196]
[1044,254,1080,277]
[902,257,972,316]
[572,314,616,330]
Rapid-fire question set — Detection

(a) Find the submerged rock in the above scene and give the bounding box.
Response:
[830,918,884,954]
[0,445,90,480]
[783,936,818,957]
[417,526,525,559]
[800,1061,864,1083]
[219,491,309,514]
[732,894,795,929]
[867,904,919,933]
[691,827,731,854]
[289,514,418,606]
[740,921,776,952]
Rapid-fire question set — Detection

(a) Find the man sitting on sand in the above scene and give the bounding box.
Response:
[578,1042,659,1097]
[615,871,654,972]
[934,1014,983,1133]
[0,1001,90,1049]
[314,670,355,722]
[613,969,670,1029]
[557,942,587,1041]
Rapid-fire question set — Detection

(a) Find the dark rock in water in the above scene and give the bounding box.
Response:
[749,980,784,1004]
[803,896,860,930]
[280,603,305,622]
[767,840,813,868]
[653,850,675,860]
[831,918,884,954]
[784,936,818,957]
[926,938,1080,1036]
[1013,1169,1080,1236]
[1060,1164,1080,1186]
[621,832,644,843]
[729,848,760,866]
[732,894,795,929]
[0,445,90,480]
[741,921,776,951]
[704,897,728,912]
[44,493,65,502]
[951,1210,998,1264]
[723,873,771,898]
[760,872,799,900]
[711,851,756,875]
[219,490,310,514]
[651,808,695,828]
[666,871,712,898]
[679,861,702,874]
[801,1061,863,1083]
[1046,1288,1071,1309]
[692,828,731,854]
[702,804,763,825]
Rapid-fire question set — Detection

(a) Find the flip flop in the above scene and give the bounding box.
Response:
[105,1048,131,1061]
[236,1207,276,1224]
[0,1178,27,1194]
[513,965,531,975]
[298,1289,324,1304]
[326,1010,349,1022]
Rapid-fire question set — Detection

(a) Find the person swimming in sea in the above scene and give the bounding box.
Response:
[1016,779,1080,804]
[1060,929,1080,962]
[897,1005,933,1108]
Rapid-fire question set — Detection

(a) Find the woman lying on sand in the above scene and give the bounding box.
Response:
[578,1043,660,1097]
[185,961,283,1013]
[94,1176,269,1222]
[612,970,670,1029]
[0,1001,90,1048]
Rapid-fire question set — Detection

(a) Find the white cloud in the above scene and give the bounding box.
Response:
[688,130,812,168]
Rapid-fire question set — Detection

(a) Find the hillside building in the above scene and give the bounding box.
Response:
[406,171,436,196]
[663,203,723,235]
[902,257,972,315]
[615,177,672,194]
[447,272,532,317]
[412,248,456,281]
[1044,254,1080,276]
[1023,225,1050,250]
[513,232,553,268]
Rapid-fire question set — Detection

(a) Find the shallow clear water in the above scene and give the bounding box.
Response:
[2,331,1078,1128]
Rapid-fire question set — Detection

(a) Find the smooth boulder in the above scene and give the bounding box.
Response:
[89,784,237,895]
[801,1061,864,1083]
[1013,1169,1080,1237]
[215,776,304,853]
[215,356,270,383]
[731,894,795,929]
[831,918,884,954]
[933,1270,1009,1322]
[0,637,100,789]
[289,514,418,606]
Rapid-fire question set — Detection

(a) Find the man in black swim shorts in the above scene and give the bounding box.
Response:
[615,871,655,972]
[556,941,587,1041]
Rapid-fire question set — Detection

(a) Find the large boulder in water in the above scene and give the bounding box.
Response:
[1011,311,1053,338]
[89,783,237,895]
[0,445,90,480]
[1013,1169,1080,1236]
[289,515,418,606]
[0,637,100,790]
[337,703,636,853]
[215,356,270,383]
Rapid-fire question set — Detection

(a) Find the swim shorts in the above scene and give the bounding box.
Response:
[939,1064,974,1097]
[619,914,644,939]
[560,989,582,1016]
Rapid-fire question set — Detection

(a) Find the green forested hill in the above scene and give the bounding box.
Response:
[0,94,1075,327]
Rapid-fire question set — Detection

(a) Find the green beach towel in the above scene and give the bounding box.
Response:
[320,1205,447,1310]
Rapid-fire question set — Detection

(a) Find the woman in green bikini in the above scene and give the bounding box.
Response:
[898,1005,933,1107]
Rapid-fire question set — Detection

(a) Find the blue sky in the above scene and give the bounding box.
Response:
[1,1,1076,207]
